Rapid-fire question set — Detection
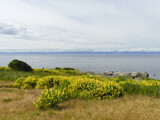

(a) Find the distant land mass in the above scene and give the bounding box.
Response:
[1,51,160,54]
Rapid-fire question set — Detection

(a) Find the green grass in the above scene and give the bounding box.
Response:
[0,69,53,82]
[0,67,86,82]
[114,76,160,98]
[121,83,160,97]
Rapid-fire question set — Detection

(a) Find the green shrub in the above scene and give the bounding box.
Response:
[55,67,61,70]
[36,76,71,89]
[63,67,75,70]
[21,76,38,89]
[14,76,38,89]
[8,59,32,72]
[13,77,25,88]
[68,79,124,99]
[34,87,68,109]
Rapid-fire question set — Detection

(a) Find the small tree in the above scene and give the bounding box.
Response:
[8,59,32,72]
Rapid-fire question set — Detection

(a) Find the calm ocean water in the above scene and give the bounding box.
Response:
[0,54,160,79]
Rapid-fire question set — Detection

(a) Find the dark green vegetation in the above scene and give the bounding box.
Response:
[8,59,32,72]
[55,67,75,70]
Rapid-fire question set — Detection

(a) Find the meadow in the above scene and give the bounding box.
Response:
[0,66,160,120]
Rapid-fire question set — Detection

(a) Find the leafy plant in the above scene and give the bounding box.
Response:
[68,78,124,99]
[8,59,32,72]
[21,76,38,89]
[14,76,38,89]
[34,87,68,109]
[36,76,71,89]
[13,77,25,88]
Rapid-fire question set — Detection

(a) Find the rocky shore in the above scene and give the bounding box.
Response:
[103,71,149,78]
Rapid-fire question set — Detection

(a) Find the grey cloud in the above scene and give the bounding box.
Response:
[0,23,28,35]
[0,22,44,41]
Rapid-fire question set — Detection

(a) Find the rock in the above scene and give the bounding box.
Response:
[139,72,149,78]
[103,71,149,78]
[130,72,140,77]
[113,72,121,76]
[130,72,149,78]
[123,73,131,76]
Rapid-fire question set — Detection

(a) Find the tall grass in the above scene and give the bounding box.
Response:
[121,83,160,97]
[114,76,160,98]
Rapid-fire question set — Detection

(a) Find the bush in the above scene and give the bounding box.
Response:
[13,77,25,88]
[63,67,75,70]
[68,78,124,99]
[34,87,68,109]
[14,76,38,89]
[21,76,38,89]
[8,59,32,72]
[55,67,61,70]
[36,76,71,89]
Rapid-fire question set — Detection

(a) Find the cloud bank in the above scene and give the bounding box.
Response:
[0,0,160,51]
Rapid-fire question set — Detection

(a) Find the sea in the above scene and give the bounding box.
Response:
[0,54,160,79]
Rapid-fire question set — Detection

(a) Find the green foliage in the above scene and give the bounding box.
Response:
[115,78,160,97]
[0,67,11,71]
[8,59,32,72]
[63,67,75,70]
[21,76,38,89]
[0,66,86,82]
[33,68,85,76]
[115,76,127,82]
[34,87,68,109]
[36,76,71,89]
[33,76,124,109]
[68,79,124,99]
[5,66,160,109]
[13,77,25,88]
[55,67,75,70]
[121,83,160,97]
[55,67,61,70]
[14,76,38,89]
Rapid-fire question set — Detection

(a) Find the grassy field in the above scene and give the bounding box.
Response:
[0,88,160,120]
[0,67,86,82]
[0,68,55,82]
[1,66,160,120]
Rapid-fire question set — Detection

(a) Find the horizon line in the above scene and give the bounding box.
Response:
[1,51,160,55]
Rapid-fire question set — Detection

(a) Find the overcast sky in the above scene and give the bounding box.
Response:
[0,0,160,52]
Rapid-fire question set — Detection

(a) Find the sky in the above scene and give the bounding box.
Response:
[0,0,160,52]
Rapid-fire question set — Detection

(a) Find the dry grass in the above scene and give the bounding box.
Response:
[0,88,160,120]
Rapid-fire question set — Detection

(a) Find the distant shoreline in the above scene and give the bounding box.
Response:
[1,51,160,55]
